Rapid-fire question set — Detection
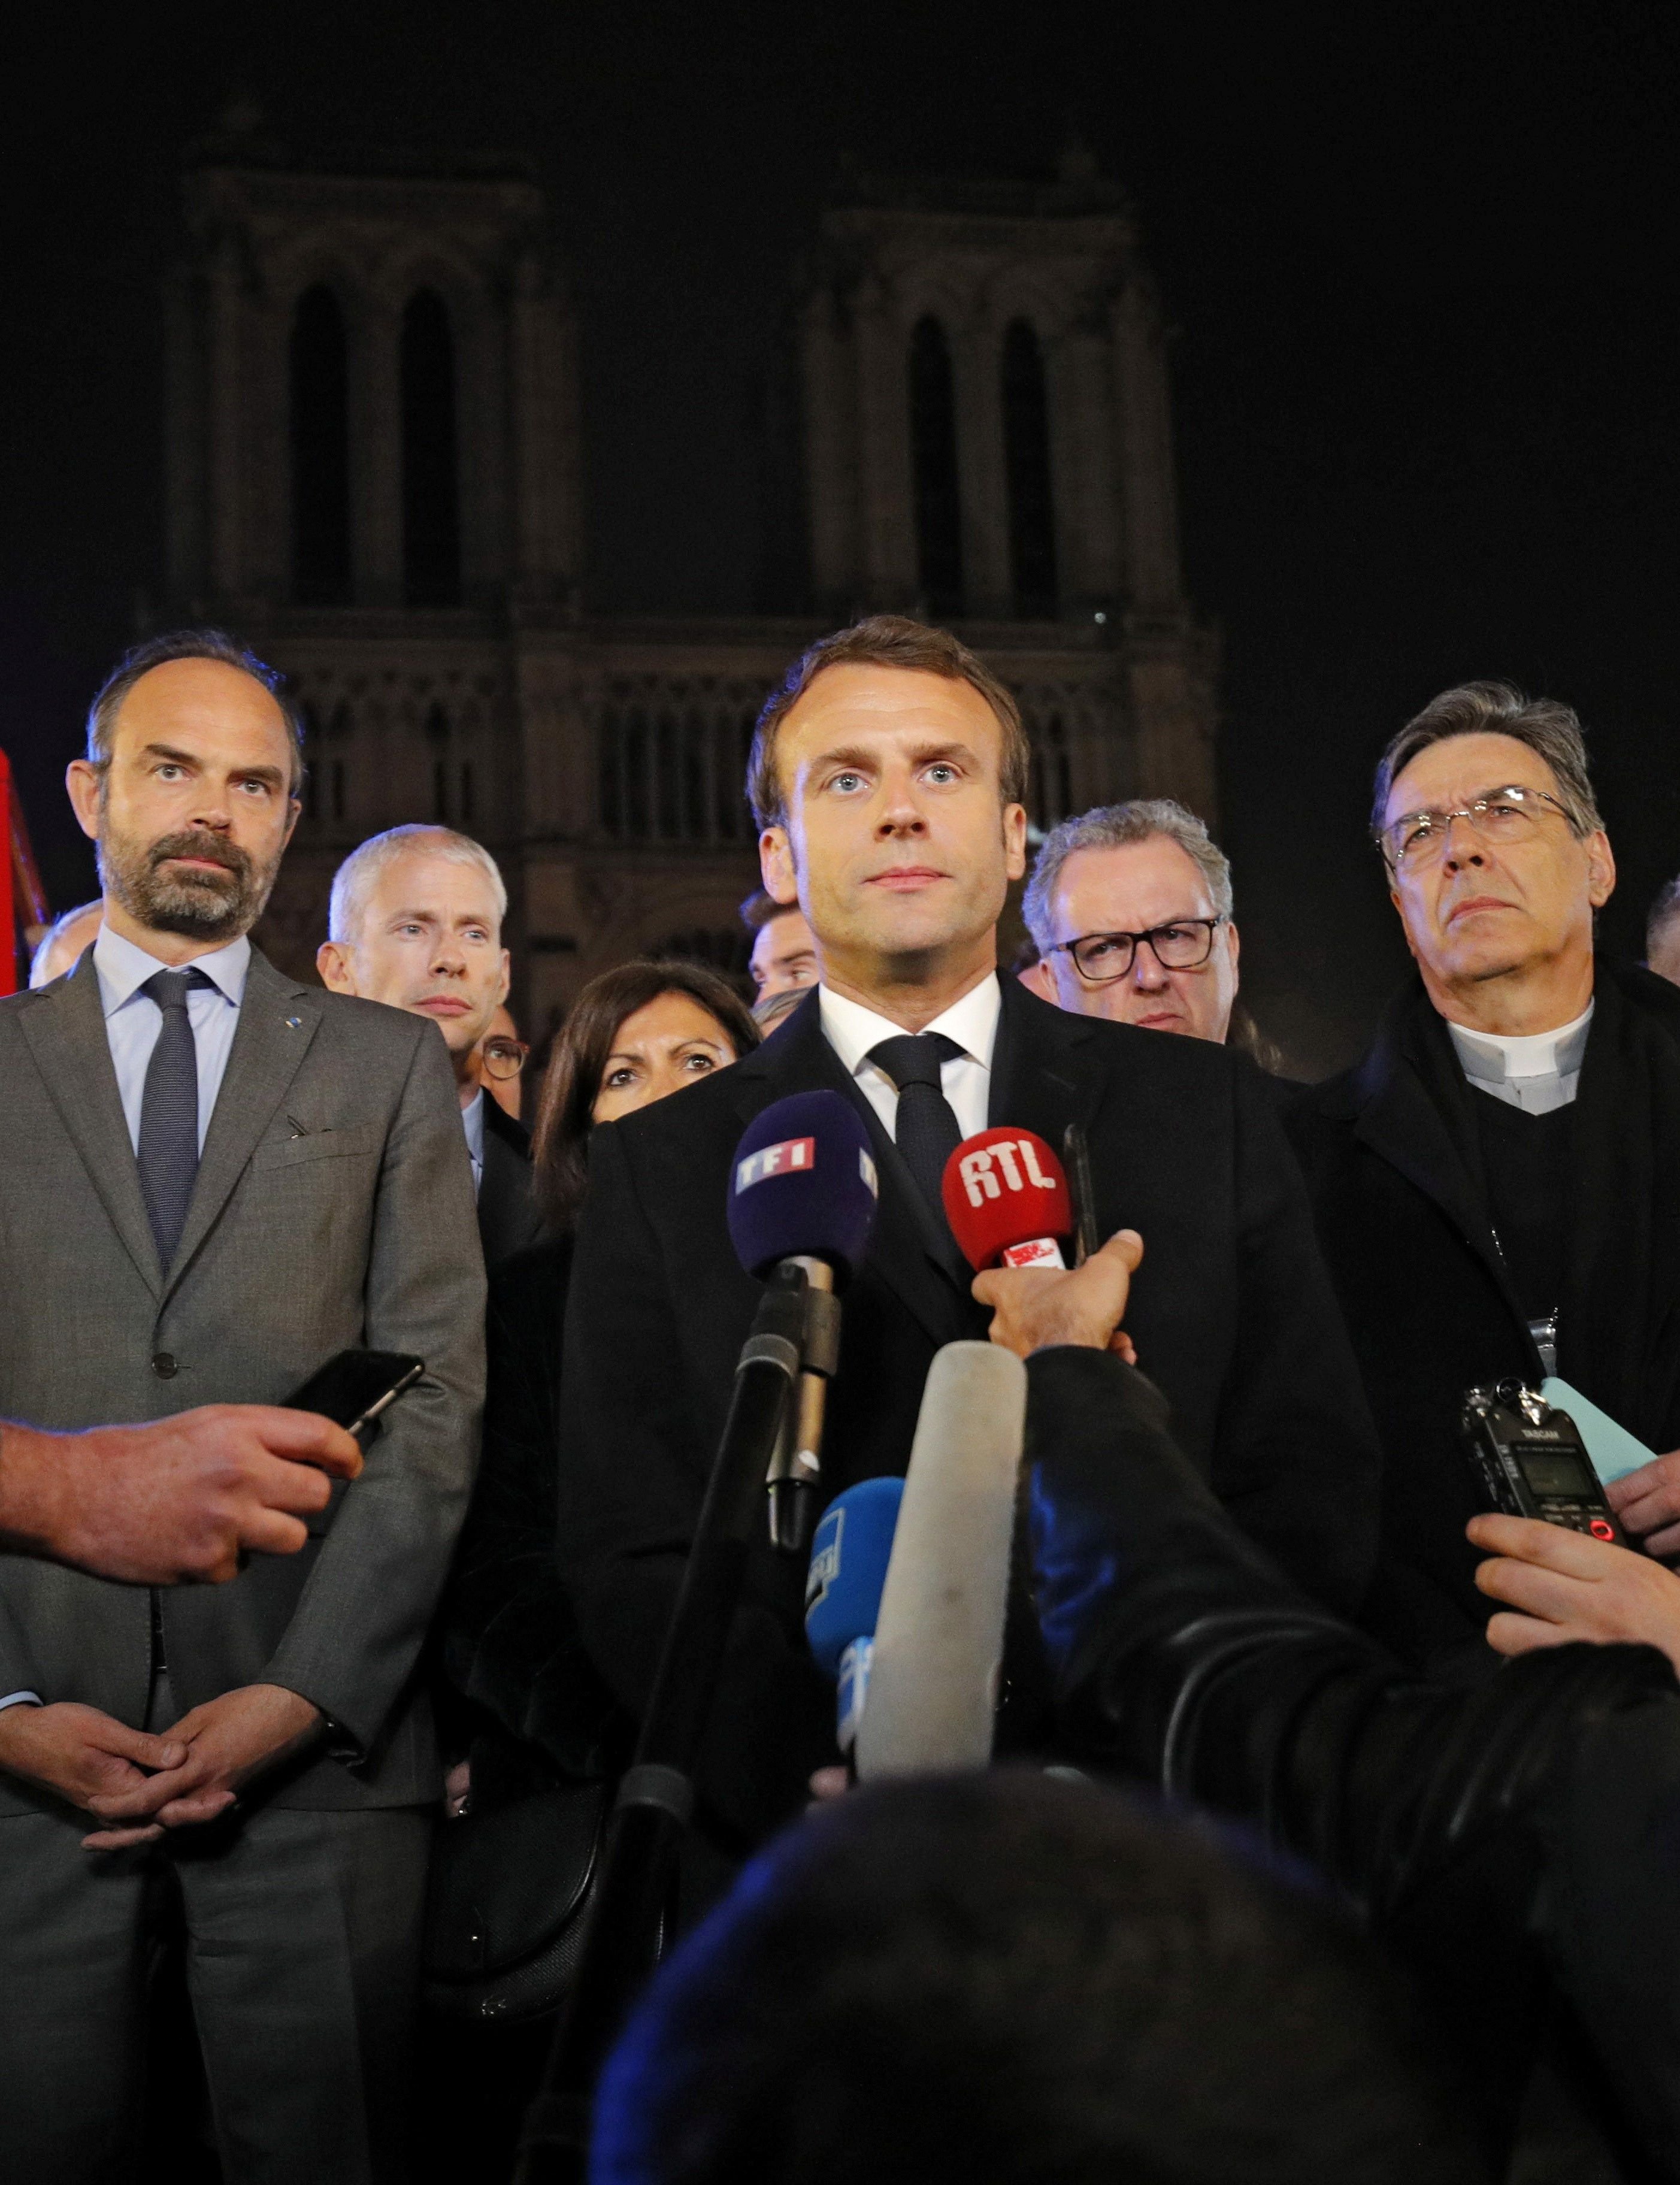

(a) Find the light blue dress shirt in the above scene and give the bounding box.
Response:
[92,922,251,1155]
[461,1087,486,1199]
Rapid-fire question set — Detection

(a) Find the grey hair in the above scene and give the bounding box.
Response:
[28,900,102,987]
[1022,799,1233,952]
[86,629,305,794]
[1370,681,1604,845]
[328,825,508,945]
[1648,876,1680,955]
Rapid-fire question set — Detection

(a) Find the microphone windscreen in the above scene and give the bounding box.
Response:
[941,1127,1074,1272]
[804,1476,904,1678]
[855,1341,1027,1780]
[727,1091,879,1283]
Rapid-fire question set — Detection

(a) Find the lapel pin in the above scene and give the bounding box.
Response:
[285,1015,304,1029]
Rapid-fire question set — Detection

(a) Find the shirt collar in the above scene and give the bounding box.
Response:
[92,921,252,1016]
[819,973,1001,1079]
[461,1087,486,1165]
[1448,1000,1594,1085]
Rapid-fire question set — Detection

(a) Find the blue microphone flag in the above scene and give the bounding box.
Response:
[804,1476,903,1678]
[727,1090,879,1284]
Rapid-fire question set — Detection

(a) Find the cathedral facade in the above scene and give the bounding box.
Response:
[163,142,1216,1037]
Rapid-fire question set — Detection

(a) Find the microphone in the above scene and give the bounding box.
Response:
[804,1476,904,1754]
[853,1341,1027,1780]
[941,1127,1074,1272]
[728,1091,880,1551]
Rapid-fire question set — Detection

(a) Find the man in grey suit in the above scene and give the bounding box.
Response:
[0,630,485,2182]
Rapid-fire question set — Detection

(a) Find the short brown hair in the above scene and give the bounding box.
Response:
[87,628,305,795]
[1371,680,1603,845]
[530,960,761,1230]
[746,616,1031,831]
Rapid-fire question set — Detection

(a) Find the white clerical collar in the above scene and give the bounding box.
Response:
[93,922,252,1016]
[818,974,1002,1078]
[1447,1001,1594,1086]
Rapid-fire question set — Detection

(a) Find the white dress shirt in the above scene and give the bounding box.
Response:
[92,922,252,1154]
[1448,1001,1594,1116]
[818,975,1000,1143]
[461,1087,486,1199]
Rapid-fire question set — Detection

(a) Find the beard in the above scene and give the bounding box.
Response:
[98,822,279,943]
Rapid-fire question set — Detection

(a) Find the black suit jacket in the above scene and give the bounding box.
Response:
[558,978,1379,1843]
[477,1094,547,1273]
[1285,958,1680,1675]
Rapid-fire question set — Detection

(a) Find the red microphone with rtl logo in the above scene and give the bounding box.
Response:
[941,1128,1075,1272]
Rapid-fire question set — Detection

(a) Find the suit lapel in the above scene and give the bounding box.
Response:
[730,994,972,1346]
[988,976,1106,1152]
[165,951,323,1296]
[16,951,163,1296]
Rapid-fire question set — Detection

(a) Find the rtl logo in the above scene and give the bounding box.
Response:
[955,1135,1059,1208]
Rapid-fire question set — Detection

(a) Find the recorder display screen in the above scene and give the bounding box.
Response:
[1516,1447,1595,1499]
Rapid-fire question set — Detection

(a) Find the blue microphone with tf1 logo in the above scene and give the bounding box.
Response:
[726,1091,880,1551]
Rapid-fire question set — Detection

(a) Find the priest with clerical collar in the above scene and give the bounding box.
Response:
[1287,679,1680,1676]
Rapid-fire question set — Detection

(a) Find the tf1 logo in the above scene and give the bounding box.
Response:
[954,1135,1059,1208]
[737,1136,815,1192]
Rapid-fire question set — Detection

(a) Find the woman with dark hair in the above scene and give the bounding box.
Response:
[529,960,761,1231]
[439,957,759,1784]
[422,962,759,2162]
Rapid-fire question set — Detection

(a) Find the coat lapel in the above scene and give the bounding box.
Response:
[729,993,973,1346]
[1349,985,1512,1303]
[164,951,323,1297]
[988,976,1107,1153]
[16,950,163,1296]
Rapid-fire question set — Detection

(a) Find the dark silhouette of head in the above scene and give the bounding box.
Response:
[591,1771,1475,2185]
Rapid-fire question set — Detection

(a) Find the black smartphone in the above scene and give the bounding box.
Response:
[283,1349,426,1447]
[1062,1122,1101,1267]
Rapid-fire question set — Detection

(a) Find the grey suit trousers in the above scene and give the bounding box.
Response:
[0,1790,431,2184]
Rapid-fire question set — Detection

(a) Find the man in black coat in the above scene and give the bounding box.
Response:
[1287,680,1680,1675]
[560,616,1378,1848]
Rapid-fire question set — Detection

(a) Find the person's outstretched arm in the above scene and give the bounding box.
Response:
[0,1407,362,1584]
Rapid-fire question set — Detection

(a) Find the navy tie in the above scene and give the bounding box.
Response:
[137,969,211,1268]
[868,1033,965,1221]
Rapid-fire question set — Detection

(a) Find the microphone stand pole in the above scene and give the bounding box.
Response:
[513,1261,809,2184]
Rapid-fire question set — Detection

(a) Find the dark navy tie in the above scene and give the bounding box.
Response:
[868,1033,965,1221]
[137,969,211,1268]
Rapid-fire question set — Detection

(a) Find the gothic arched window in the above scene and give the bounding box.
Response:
[1002,319,1058,618]
[401,290,462,607]
[908,316,964,618]
[289,286,352,606]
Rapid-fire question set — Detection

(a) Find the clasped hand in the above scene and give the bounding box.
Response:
[0,1683,323,1852]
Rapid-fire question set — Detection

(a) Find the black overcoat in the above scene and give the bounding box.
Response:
[1285,958,1680,1672]
[559,977,1380,1841]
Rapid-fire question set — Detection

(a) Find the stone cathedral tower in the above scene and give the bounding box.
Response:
[163,135,1216,1037]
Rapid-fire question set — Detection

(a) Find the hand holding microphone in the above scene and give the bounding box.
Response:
[974,1230,1144,1361]
[941,1127,1143,1360]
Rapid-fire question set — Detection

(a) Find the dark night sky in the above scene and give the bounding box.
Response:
[4,1,1677,1069]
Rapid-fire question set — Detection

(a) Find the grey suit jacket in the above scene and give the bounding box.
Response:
[0,946,486,1811]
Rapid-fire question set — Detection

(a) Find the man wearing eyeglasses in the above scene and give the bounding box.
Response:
[319,825,547,1272]
[1021,800,1242,1041]
[1287,680,1680,1675]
